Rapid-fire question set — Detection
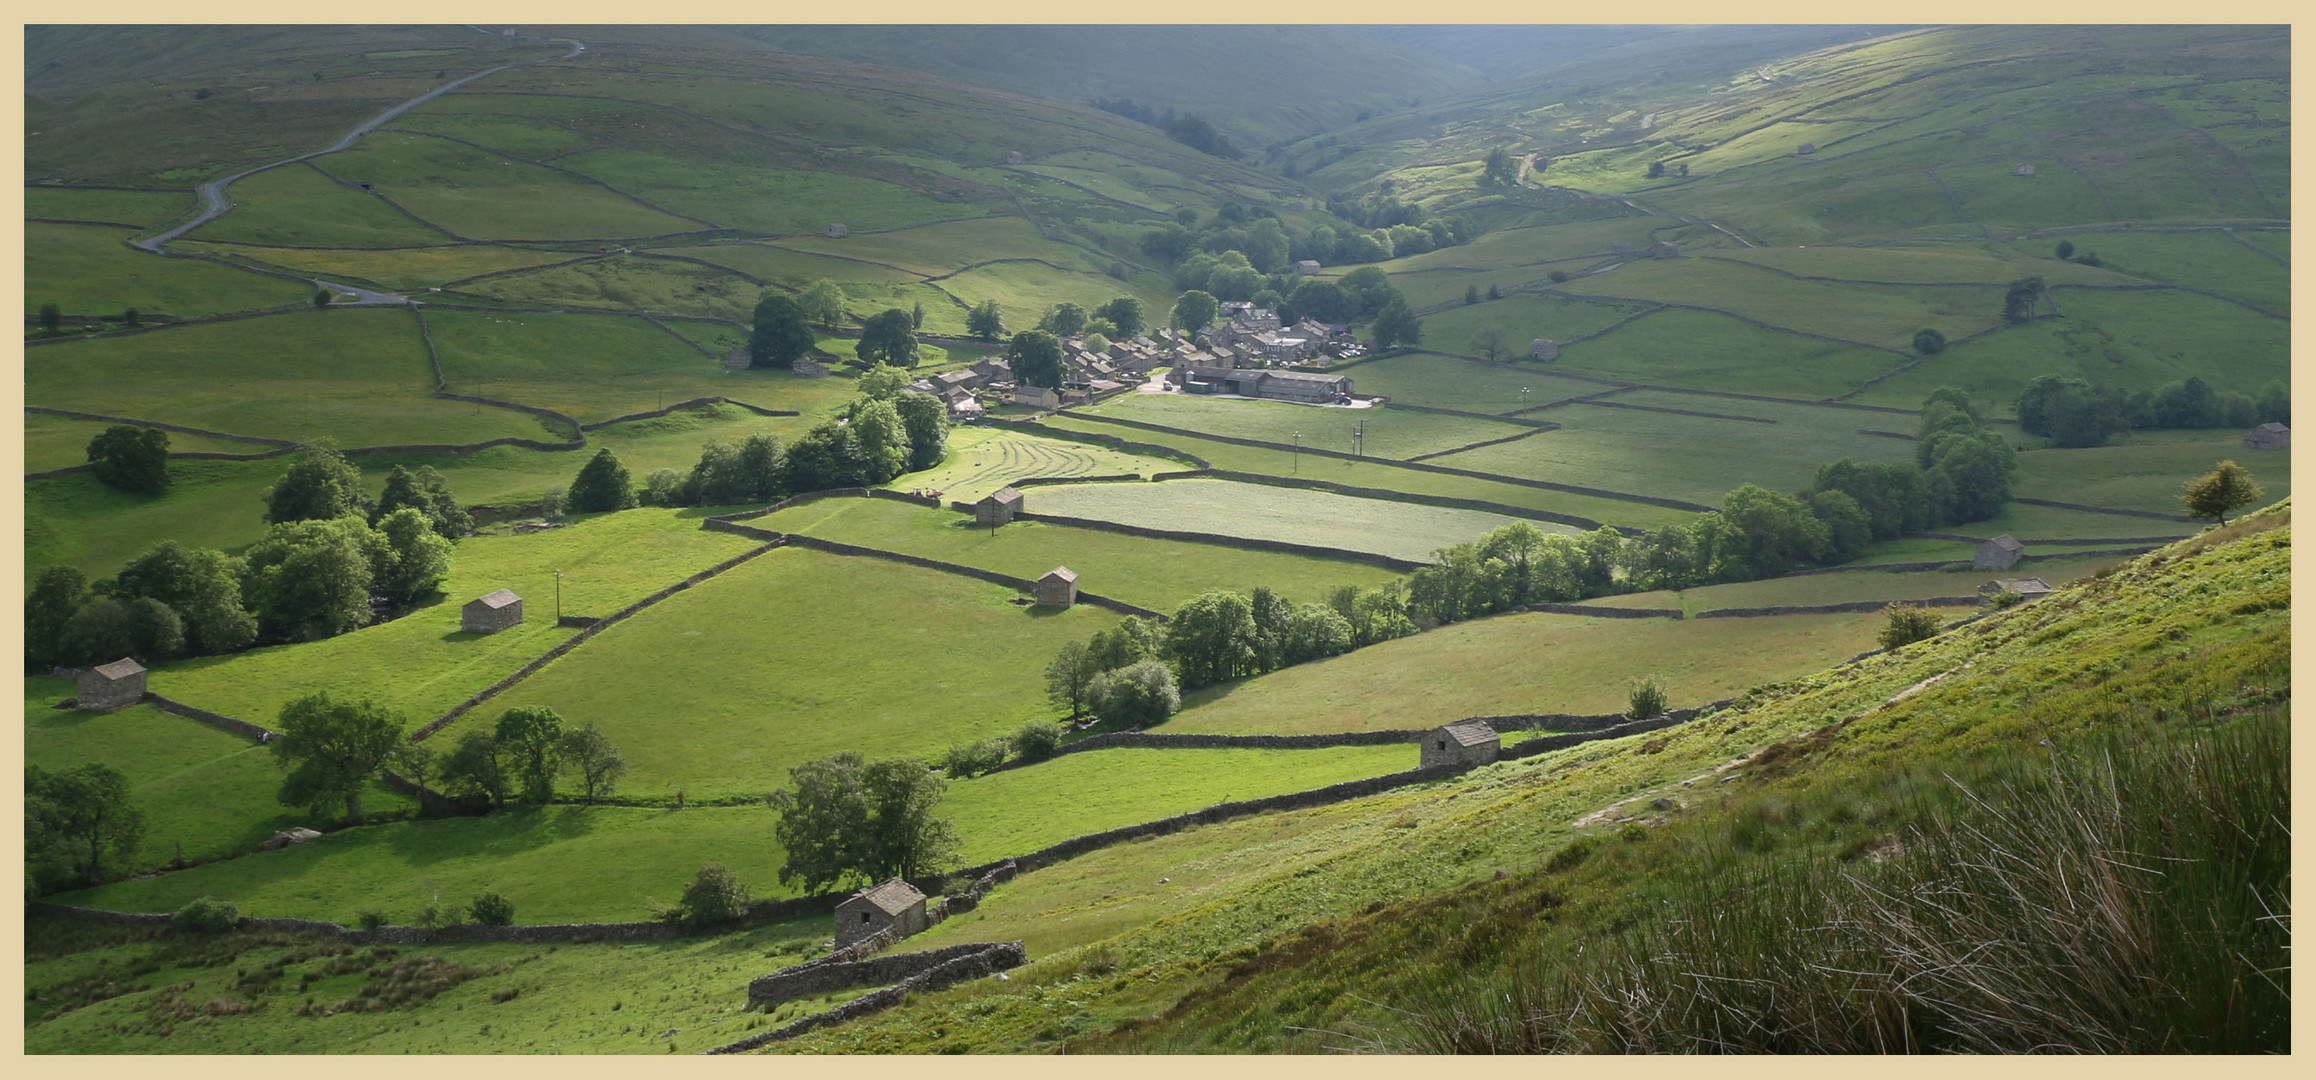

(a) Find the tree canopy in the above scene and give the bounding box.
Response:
[768,752,959,893]
[2180,460,2264,524]
[271,691,406,824]
[1008,330,1065,389]
[86,425,170,494]
[565,449,638,514]
[965,300,1005,341]
[27,763,146,888]
[858,308,920,366]
[263,447,366,524]
[1171,290,1218,333]
[749,293,818,369]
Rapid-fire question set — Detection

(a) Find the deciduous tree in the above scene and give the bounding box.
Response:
[1045,641,1098,717]
[1369,297,1422,348]
[86,425,170,494]
[2180,460,2264,525]
[263,447,366,524]
[1008,329,1065,389]
[1171,289,1218,333]
[1165,590,1262,689]
[115,541,256,656]
[1094,297,1145,337]
[1085,659,1179,728]
[27,763,146,887]
[858,308,921,365]
[559,722,625,805]
[272,691,406,824]
[495,705,566,805]
[748,293,817,369]
[564,449,637,513]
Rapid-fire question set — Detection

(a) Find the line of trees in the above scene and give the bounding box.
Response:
[769,751,957,894]
[1040,582,1417,726]
[1141,201,1468,275]
[25,455,467,670]
[1408,391,2017,626]
[270,694,627,826]
[2016,375,2287,448]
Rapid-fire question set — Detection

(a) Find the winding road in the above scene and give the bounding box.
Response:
[134,36,586,273]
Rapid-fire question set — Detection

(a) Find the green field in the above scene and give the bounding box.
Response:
[1853,288,2291,409]
[25,185,196,226]
[23,413,262,473]
[1036,414,1697,532]
[1433,390,1919,506]
[1668,552,2127,613]
[936,260,1175,324]
[756,494,1401,611]
[1414,290,1651,350]
[1572,257,2005,351]
[657,241,926,288]
[2013,431,2291,513]
[387,107,602,160]
[1334,352,1570,414]
[774,216,1091,277]
[26,682,414,871]
[184,162,453,248]
[436,546,1124,799]
[1086,394,1531,462]
[1026,478,1564,562]
[23,308,553,447]
[321,132,700,241]
[423,309,855,423]
[558,150,977,235]
[1164,607,1886,735]
[26,222,313,316]
[896,426,1186,502]
[182,241,580,292]
[454,253,753,320]
[149,510,761,728]
[1557,308,1904,397]
[2033,230,2291,313]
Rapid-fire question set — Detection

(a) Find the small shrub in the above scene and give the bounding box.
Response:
[1619,823,1650,843]
[173,897,238,934]
[1548,270,1571,284]
[674,864,751,927]
[1878,603,1942,650]
[1989,589,2025,610]
[943,738,1011,779]
[1912,327,1946,355]
[1544,837,1599,873]
[1013,719,1066,761]
[356,909,388,932]
[413,901,448,930]
[468,892,515,928]
[1626,676,1668,721]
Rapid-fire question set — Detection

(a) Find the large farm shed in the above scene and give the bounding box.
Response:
[1175,365,1353,404]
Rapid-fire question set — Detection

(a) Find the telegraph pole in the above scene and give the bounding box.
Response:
[1291,431,1301,474]
[553,569,563,622]
[1352,417,1364,457]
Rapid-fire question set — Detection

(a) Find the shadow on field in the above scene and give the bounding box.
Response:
[381,804,603,865]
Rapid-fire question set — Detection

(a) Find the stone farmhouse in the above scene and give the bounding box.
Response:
[1036,566,1079,609]
[835,878,929,948]
[978,486,1024,525]
[463,589,524,634]
[2242,422,2289,450]
[1294,259,1322,275]
[1421,719,1501,769]
[1012,385,1061,410]
[1174,365,1354,404]
[76,657,147,710]
[1973,535,2025,571]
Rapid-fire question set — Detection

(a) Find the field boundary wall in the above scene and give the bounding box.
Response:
[707,942,1027,1053]
[1693,596,1982,618]
[1008,510,1429,571]
[1142,468,1610,531]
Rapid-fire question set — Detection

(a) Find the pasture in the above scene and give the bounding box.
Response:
[1433,390,1919,507]
[657,241,926,288]
[1163,607,1885,735]
[1335,351,1567,414]
[1570,257,2005,352]
[455,254,754,321]
[774,216,1090,277]
[1668,552,2126,613]
[25,459,289,578]
[23,309,555,448]
[756,494,1403,611]
[556,150,976,235]
[897,426,1186,502]
[150,509,760,728]
[1852,288,2290,409]
[26,683,414,871]
[23,413,258,473]
[1407,291,1643,350]
[26,222,313,316]
[2032,230,2290,313]
[1035,414,1698,532]
[1548,307,1902,397]
[25,184,195,227]
[1088,394,1532,462]
[2012,433,2290,514]
[184,162,453,248]
[1025,477,1563,562]
[182,242,580,292]
[438,546,1124,799]
[423,309,855,422]
[321,132,699,241]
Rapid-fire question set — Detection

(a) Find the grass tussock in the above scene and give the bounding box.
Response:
[1392,712,2289,1054]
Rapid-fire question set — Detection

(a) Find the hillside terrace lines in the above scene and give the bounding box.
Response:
[371,128,726,230]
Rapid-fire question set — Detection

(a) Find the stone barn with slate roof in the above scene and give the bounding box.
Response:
[1797,142,1817,155]
[835,878,928,948]
[823,223,849,237]
[1973,535,2025,571]
[2242,422,2289,450]
[1530,338,1559,361]
[2015,163,2037,176]
[1036,566,1079,609]
[1422,719,1501,769]
[978,487,1024,526]
[76,658,146,710]
[462,589,524,634]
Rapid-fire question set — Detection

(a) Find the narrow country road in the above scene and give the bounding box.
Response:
[135,37,585,256]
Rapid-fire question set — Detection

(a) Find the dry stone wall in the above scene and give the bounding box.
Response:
[1010,510,1428,571]
[706,942,1027,1054]
[748,941,1008,1009]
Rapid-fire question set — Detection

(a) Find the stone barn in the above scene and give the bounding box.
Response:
[1530,338,1560,361]
[823,223,849,238]
[2242,422,2290,450]
[1005,150,1025,164]
[1973,535,2025,571]
[2015,163,2038,176]
[978,486,1024,526]
[1648,241,1680,259]
[1012,385,1061,410]
[462,589,524,634]
[1421,719,1501,770]
[1036,566,1079,609]
[1796,142,1817,155]
[722,344,752,371]
[1980,577,2054,601]
[76,658,147,710]
[834,878,929,948]
[1294,259,1323,275]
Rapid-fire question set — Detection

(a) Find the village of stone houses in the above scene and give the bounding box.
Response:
[21,23,2293,1055]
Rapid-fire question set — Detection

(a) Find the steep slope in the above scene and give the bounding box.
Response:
[765,505,2288,1053]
